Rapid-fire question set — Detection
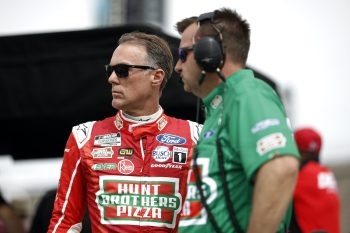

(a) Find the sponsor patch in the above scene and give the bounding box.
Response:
[117,159,134,174]
[94,133,121,146]
[173,146,188,164]
[156,134,186,145]
[91,147,114,159]
[251,118,280,134]
[115,114,123,130]
[118,148,134,156]
[179,158,217,227]
[157,116,168,131]
[96,176,182,228]
[150,163,183,169]
[256,133,286,155]
[210,95,222,109]
[152,146,172,162]
[92,163,117,170]
[73,121,95,148]
[203,130,215,139]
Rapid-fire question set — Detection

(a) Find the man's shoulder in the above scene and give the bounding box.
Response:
[165,115,200,125]
[70,115,119,148]
[73,115,115,128]
[164,115,203,141]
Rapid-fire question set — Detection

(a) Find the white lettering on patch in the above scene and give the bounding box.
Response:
[318,172,338,192]
[96,176,182,228]
[251,119,280,134]
[91,147,114,158]
[152,146,172,162]
[94,133,121,146]
[256,133,286,155]
[117,159,134,174]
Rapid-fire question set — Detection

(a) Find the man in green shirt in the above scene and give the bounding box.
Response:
[175,8,300,233]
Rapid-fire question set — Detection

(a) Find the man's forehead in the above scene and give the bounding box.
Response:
[181,23,198,45]
[111,43,147,63]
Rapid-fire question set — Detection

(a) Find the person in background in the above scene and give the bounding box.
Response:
[29,189,91,233]
[48,32,201,232]
[175,8,300,233]
[0,191,24,233]
[291,127,340,233]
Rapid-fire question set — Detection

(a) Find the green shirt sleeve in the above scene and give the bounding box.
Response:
[232,83,299,182]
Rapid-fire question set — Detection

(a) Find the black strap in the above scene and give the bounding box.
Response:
[192,149,223,233]
[216,139,244,233]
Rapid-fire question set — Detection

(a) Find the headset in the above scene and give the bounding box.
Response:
[194,11,226,83]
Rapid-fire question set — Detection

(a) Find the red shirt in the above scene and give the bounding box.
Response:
[293,161,340,233]
[48,111,201,233]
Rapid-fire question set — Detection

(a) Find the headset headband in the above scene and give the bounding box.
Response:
[198,12,215,24]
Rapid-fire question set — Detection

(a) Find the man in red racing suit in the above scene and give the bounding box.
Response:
[48,109,200,233]
[48,32,201,232]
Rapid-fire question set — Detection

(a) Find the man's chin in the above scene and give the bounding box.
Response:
[183,85,191,93]
[112,101,123,110]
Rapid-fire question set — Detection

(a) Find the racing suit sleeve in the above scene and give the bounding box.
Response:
[47,132,87,233]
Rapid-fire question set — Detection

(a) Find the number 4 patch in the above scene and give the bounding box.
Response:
[173,146,188,164]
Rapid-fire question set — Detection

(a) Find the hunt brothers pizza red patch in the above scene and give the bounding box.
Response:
[96,176,182,228]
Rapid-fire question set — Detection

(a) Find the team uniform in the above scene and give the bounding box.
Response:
[179,69,299,232]
[48,109,201,233]
[293,162,340,233]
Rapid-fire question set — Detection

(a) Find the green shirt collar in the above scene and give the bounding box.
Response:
[203,69,254,111]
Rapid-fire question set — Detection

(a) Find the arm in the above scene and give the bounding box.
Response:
[247,156,299,233]
[47,133,87,233]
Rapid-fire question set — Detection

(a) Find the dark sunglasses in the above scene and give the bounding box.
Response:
[105,64,156,78]
[178,45,194,63]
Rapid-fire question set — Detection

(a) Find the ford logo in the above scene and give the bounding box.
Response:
[156,134,186,145]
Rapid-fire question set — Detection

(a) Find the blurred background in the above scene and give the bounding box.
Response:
[0,0,349,232]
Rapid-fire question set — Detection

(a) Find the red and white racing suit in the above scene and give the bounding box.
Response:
[48,110,201,233]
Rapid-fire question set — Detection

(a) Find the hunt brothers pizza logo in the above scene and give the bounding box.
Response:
[96,176,182,228]
[179,158,217,227]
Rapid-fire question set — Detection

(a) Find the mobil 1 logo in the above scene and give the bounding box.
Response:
[172,146,188,164]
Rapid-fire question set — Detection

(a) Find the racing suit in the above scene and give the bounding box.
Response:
[48,109,201,233]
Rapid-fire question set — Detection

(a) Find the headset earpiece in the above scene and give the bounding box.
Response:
[194,36,223,72]
[194,11,225,73]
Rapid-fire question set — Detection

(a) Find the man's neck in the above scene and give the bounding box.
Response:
[199,61,243,98]
[121,106,163,123]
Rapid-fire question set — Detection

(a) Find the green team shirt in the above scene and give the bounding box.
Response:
[179,69,299,232]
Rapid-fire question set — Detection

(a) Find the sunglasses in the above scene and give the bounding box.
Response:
[105,64,156,78]
[178,45,194,63]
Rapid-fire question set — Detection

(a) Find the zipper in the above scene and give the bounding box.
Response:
[140,138,145,172]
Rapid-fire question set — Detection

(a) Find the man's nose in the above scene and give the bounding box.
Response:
[174,59,182,74]
[108,72,120,84]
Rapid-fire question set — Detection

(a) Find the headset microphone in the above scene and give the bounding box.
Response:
[198,71,206,85]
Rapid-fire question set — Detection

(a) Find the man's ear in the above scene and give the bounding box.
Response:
[151,69,165,86]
